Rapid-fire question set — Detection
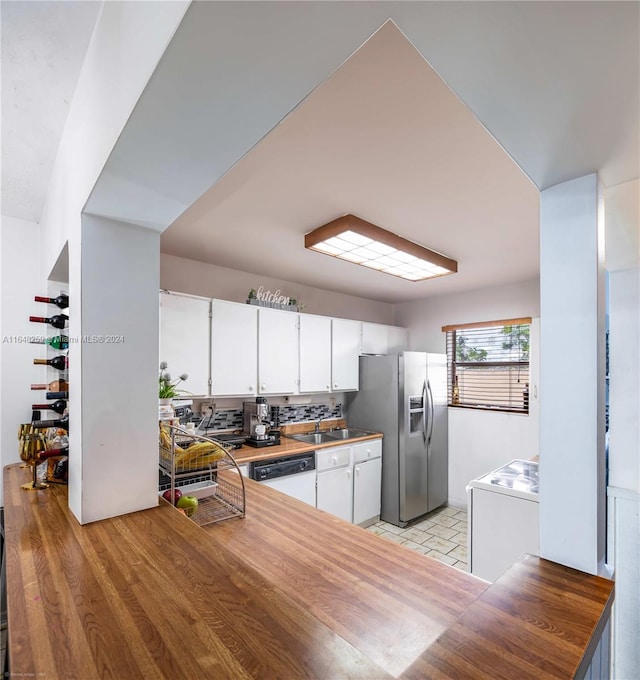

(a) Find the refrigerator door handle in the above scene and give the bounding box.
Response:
[427,379,435,446]
[421,380,428,446]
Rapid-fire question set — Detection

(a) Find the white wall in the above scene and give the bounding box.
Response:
[395,279,540,506]
[161,253,395,323]
[0,217,44,504]
[395,279,540,352]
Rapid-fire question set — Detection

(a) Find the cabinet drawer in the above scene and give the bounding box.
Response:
[352,439,382,463]
[316,446,351,471]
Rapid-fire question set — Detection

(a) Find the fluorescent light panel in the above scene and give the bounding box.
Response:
[305,215,457,282]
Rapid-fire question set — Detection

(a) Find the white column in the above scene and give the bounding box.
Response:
[68,214,159,523]
[605,178,639,680]
[539,173,606,575]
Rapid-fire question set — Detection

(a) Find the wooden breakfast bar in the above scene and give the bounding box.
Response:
[4,462,613,679]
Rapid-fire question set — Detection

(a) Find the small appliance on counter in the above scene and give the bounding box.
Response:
[243,397,280,448]
[207,433,246,450]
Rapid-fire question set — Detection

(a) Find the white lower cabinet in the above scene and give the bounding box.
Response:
[316,446,352,522]
[352,440,382,526]
[353,459,382,525]
[316,439,382,526]
[316,467,353,522]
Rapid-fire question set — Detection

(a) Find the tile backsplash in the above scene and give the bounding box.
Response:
[199,402,342,431]
[273,403,343,426]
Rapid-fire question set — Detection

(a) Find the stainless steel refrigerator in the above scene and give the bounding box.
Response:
[346,352,448,527]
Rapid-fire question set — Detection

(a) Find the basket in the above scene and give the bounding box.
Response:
[158,424,245,526]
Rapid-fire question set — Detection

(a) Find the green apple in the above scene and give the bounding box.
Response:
[176,495,198,517]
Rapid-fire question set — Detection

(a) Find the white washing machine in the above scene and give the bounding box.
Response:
[467,459,539,582]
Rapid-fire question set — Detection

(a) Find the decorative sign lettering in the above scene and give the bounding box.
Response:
[246,286,302,312]
[256,286,290,305]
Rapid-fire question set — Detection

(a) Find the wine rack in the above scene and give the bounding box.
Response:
[26,291,70,487]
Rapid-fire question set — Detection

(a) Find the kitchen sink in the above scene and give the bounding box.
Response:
[288,428,376,444]
[288,432,336,444]
[325,428,374,440]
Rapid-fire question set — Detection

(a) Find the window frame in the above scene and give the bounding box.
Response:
[442,317,531,415]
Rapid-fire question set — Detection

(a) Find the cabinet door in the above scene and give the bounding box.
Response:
[160,292,210,396]
[361,322,388,355]
[331,318,361,391]
[353,457,382,525]
[258,308,298,394]
[317,467,353,522]
[299,313,331,393]
[211,299,258,396]
[387,326,408,353]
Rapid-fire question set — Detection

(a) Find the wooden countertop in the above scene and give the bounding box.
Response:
[4,463,613,679]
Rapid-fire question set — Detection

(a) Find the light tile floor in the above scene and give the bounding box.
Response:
[366,506,468,571]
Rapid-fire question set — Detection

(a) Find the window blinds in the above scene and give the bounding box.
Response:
[443,319,531,413]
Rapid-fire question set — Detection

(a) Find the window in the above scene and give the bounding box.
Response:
[443,318,531,414]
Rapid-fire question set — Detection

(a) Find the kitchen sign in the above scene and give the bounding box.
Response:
[247,286,300,312]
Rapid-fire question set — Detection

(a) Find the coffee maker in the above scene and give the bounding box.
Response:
[243,397,278,447]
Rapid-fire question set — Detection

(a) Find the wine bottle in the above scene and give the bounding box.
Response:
[31,379,69,391]
[32,400,67,415]
[29,314,68,329]
[30,334,69,350]
[34,293,69,309]
[33,355,68,371]
[32,415,68,431]
[45,391,69,400]
[452,375,460,405]
[38,446,69,461]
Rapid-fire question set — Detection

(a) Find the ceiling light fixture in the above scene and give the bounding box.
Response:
[305,214,457,282]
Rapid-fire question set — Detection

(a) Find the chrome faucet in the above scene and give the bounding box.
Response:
[314,418,323,433]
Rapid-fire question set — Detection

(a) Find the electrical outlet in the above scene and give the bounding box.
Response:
[199,400,215,414]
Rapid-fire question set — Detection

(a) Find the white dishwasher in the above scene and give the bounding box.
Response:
[249,452,316,506]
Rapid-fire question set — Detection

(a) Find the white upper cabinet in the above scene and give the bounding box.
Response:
[258,307,298,394]
[159,292,210,396]
[361,322,389,354]
[299,313,332,393]
[387,325,408,353]
[331,318,361,391]
[211,299,258,397]
[361,322,409,355]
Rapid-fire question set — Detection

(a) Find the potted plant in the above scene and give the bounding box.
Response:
[159,361,188,403]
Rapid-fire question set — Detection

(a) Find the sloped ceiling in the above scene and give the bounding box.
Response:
[162,21,540,303]
[2,1,638,303]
